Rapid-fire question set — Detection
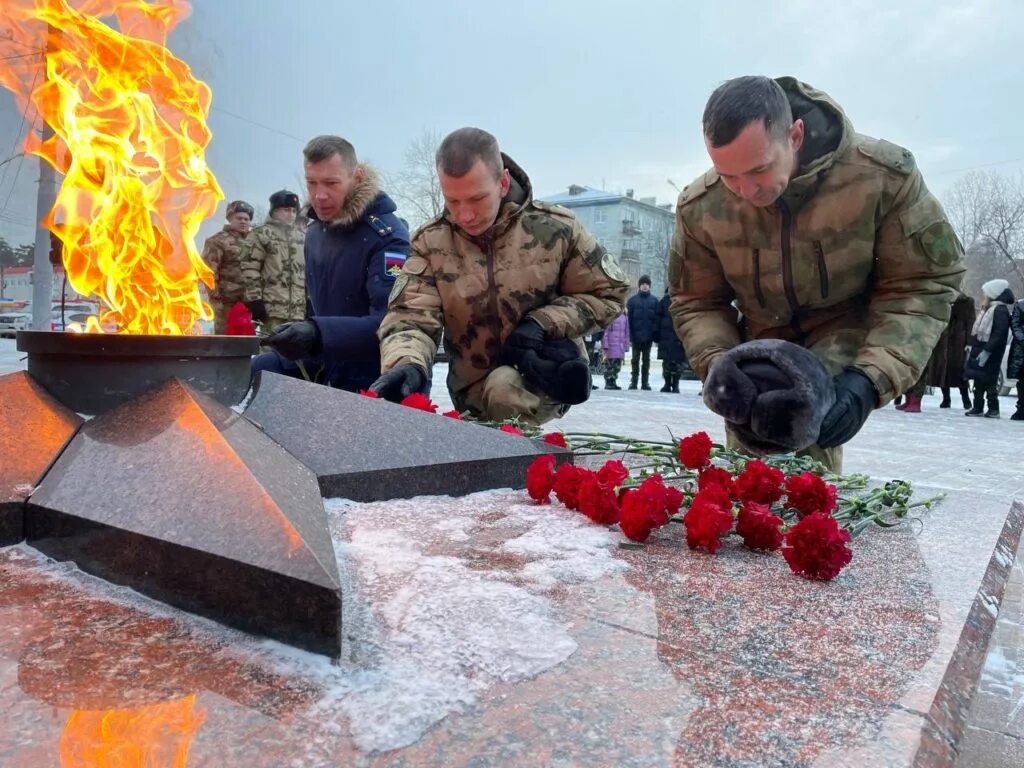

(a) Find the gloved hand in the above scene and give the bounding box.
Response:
[369,364,429,402]
[518,350,592,405]
[502,319,546,363]
[266,320,321,360]
[817,368,879,448]
[245,299,269,324]
[976,350,991,367]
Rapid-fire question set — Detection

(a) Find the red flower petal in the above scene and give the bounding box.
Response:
[442,409,463,420]
[784,472,838,518]
[596,459,629,489]
[733,460,785,505]
[526,455,557,503]
[499,424,525,436]
[578,474,621,525]
[736,501,784,552]
[400,392,438,413]
[678,431,713,470]
[542,432,568,448]
[781,513,852,580]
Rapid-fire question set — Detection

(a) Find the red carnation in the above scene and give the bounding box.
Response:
[500,424,525,436]
[400,393,438,413]
[635,474,672,526]
[682,490,734,553]
[781,513,852,581]
[698,466,735,497]
[736,501,784,552]
[358,389,380,399]
[663,485,685,516]
[442,409,463,420]
[678,431,713,469]
[553,463,587,510]
[225,302,256,336]
[542,432,568,448]
[618,489,658,542]
[733,460,785,505]
[578,474,621,525]
[597,460,629,489]
[784,472,838,518]
[526,455,556,503]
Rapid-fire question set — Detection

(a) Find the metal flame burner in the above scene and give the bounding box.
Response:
[16,330,259,415]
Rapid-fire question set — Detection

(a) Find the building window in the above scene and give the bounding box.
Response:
[594,208,606,225]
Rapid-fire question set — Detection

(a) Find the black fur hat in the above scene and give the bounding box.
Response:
[703,339,835,454]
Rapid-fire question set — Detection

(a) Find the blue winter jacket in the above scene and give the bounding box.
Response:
[305,190,410,389]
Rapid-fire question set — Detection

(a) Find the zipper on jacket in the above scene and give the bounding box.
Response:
[813,240,829,299]
[751,249,766,308]
[777,200,802,325]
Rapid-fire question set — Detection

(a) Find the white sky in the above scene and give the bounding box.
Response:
[1,0,1022,246]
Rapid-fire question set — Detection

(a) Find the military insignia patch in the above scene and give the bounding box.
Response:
[384,251,407,279]
[388,273,409,304]
[600,251,626,282]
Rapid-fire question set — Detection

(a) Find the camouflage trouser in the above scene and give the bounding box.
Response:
[726,426,843,474]
[467,365,567,426]
[603,357,623,385]
[662,360,685,378]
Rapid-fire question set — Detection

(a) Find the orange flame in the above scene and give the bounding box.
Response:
[0,0,222,334]
[59,695,206,768]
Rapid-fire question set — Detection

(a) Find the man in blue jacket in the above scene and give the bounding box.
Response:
[252,135,410,391]
[626,274,660,390]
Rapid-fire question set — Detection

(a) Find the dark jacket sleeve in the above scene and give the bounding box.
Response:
[983,305,1011,355]
[1010,302,1024,343]
[315,232,410,360]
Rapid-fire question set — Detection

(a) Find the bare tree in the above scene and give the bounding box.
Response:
[944,170,1024,298]
[388,129,443,230]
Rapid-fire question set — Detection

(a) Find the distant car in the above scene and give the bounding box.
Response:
[0,311,30,338]
[50,302,101,331]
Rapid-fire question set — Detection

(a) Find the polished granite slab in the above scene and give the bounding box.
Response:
[0,483,1019,766]
[245,372,566,501]
[0,372,82,545]
[24,378,342,656]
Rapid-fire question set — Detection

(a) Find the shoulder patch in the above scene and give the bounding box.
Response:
[367,214,394,237]
[857,138,915,175]
[678,170,719,207]
[383,251,407,280]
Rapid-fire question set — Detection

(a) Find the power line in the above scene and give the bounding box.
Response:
[209,106,305,144]
[0,63,41,198]
[0,50,43,63]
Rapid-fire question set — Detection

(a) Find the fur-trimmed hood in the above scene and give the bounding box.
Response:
[304,164,385,228]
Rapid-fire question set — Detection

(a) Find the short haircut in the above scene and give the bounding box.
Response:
[303,135,358,168]
[702,76,793,148]
[436,127,503,179]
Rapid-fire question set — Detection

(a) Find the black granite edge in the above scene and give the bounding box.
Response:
[913,500,1024,768]
[0,500,25,546]
[25,505,343,657]
[16,330,259,357]
[318,454,553,502]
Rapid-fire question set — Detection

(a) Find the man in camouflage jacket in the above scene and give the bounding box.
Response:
[670,76,965,471]
[240,189,307,330]
[201,200,253,334]
[373,127,629,424]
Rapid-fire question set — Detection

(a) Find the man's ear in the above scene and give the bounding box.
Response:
[499,168,511,196]
[790,118,805,153]
[353,166,365,184]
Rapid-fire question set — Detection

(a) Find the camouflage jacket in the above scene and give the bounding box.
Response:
[201,227,248,303]
[239,218,307,321]
[669,77,965,406]
[378,154,629,413]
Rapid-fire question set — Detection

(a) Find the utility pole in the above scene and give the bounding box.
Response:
[30,27,56,330]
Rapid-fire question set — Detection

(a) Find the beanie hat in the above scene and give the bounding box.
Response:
[982,279,1010,300]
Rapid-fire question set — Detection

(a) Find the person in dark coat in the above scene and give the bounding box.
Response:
[626,274,660,390]
[656,287,687,393]
[252,135,410,392]
[964,279,1015,417]
[1008,296,1024,420]
[909,293,976,411]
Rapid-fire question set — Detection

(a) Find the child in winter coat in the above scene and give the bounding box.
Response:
[601,312,630,390]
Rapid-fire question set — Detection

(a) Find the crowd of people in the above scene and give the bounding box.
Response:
[199,73,1022,472]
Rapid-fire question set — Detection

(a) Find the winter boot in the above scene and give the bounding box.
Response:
[605,379,621,390]
[641,377,652,391]
[1011,407,1024,421]
[965,398,985,417]
[902,395,922,413]
[985,408,1001,418]
[894,398,909,411]
[939,387,951,408]
[671,374,680,394]
[960,386,973,410]
[628,376,638,390]
[660,379,671,392]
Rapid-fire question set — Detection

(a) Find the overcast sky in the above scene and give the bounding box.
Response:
[1,0,1023,246]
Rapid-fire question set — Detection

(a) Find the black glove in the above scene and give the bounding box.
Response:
[518,350,592,405]
[369,364,429,402]
[246,299,269,324]
[817,368,878,448]
[502,320,546,364]
[266,320,321,360]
